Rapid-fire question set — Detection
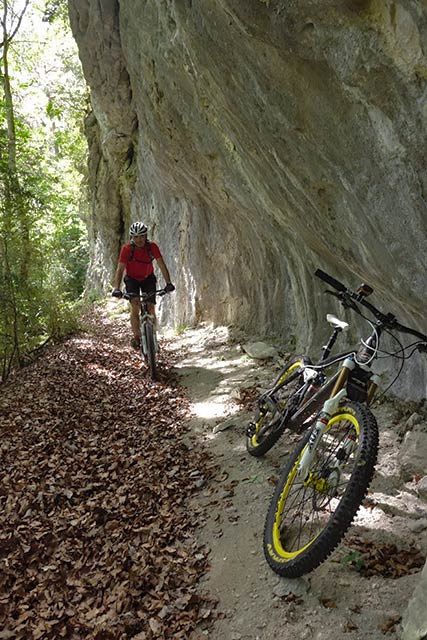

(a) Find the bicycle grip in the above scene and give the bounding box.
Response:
[314,269,347,293]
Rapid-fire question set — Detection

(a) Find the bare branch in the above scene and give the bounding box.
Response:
[9,0,30,42]
[0,0,31,47]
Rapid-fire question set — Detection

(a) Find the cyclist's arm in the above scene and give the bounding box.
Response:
[113,261,126,289]
[156,256,172,285]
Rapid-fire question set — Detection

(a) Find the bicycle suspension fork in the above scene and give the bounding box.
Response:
[332,354,381,406]
[297,388,347,479]
[296,356,356,480]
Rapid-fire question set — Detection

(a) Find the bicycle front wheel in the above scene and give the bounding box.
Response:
[144,323,157,381]
[263,401,378,577]
[246,355,311,457]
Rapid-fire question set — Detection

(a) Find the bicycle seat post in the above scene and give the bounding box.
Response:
[321,328,340,362]
[321,314,349,362]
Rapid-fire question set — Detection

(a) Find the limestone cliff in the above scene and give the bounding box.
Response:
[68,0,427,398]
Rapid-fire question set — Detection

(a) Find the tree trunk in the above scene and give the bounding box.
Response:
[1,7,30,284]
[1,37,17,173]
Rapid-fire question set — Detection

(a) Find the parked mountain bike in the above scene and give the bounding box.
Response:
[123,288,169,381]
[262,268,427,578]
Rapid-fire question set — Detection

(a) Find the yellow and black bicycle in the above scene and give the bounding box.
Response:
[262,269,427,578]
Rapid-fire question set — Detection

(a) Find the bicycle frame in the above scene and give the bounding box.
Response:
[290,309,390,481]
[253,315,351,440]
[284,348,381,431]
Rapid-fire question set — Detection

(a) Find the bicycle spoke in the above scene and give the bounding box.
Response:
[273,412,364,556]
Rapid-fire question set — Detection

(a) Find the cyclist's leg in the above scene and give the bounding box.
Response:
[124,276,142,343]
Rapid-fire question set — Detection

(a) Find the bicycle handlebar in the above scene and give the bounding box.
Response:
[123,288,169,301]
[314,268,427,343]
[314,269,347,293]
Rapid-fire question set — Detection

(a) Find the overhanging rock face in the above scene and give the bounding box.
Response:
[68,0,427,398]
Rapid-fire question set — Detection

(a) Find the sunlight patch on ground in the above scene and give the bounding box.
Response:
[353,487,427,533]
[191,401,229,419]
[73,337,95,347]
[85,363,117,381]
[190,399,240,419]
[163,323,231,351]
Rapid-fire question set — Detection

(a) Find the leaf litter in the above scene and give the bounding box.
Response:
[0,306,218,639]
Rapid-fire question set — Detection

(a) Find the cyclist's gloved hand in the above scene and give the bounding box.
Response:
[165,283,175,293]
[112,288,123,298]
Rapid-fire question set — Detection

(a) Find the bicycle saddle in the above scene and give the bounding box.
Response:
[326,314,349,331]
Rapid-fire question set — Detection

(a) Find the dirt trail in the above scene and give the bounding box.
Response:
[1,303,426,639]
[170,323,427,640]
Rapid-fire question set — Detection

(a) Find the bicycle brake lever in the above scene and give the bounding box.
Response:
[417,343,427,353]
[324,289,341,299]
[325,289,356,310]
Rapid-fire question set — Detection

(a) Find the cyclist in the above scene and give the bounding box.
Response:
[112,221,175,349]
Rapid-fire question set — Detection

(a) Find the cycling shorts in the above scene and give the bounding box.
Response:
[124,273,157,303]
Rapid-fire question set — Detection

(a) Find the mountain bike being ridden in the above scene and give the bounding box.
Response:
[114,288,172,380]
[112,221,175,349]
[260,269,427,578]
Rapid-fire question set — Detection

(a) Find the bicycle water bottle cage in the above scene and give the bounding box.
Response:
[384,312,397,325]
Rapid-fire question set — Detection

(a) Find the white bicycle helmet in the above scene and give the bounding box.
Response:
[129,221,148,236]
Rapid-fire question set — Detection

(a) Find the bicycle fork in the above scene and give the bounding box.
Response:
[297,388,347,480]
[140,313,159,355]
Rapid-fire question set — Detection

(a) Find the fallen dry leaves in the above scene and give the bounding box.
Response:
[344,536,424,578]
[236,385,260,410]
[0,308,217,638]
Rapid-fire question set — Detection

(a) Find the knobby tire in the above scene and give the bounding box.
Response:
[144,323,157,381]
[263,401,378,577]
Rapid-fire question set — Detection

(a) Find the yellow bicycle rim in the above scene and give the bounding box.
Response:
[271,410,360,559]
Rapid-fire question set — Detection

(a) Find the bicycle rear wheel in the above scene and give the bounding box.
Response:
[263,401,378,577]
[246,355,311,457]
[144,323,157,381]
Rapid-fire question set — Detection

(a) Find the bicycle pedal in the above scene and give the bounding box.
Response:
[246,422,256,437]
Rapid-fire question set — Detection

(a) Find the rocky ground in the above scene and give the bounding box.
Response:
[170,323,427,640]
[1,301,426,639]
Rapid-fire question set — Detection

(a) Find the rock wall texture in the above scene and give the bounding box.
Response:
[68,0,427,398]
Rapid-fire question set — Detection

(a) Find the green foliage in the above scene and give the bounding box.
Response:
[42,0,68,23]
[175,323,191,335]
[341,550,365,572]
[0,0,89,382]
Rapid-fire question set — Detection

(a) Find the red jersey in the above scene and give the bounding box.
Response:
[119,241,162,281]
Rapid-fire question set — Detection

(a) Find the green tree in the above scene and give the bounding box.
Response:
[0,0,89,382]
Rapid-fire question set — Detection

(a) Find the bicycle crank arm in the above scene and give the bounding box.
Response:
[297,388,347,479]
